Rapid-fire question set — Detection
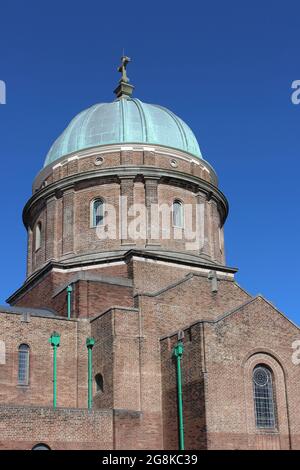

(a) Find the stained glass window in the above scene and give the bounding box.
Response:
[18,344,29,385]
[253,365,276,429]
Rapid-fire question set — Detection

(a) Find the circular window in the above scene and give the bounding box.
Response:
[253,366,269,387]
[95,156,104,166]
[170,159,178,168]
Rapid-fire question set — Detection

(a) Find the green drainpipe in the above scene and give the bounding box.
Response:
[86,337,95,409]
[49,331,60,409]
[173,341,184,450]
[67,285,72,319]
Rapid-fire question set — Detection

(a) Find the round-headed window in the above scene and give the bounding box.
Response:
[95,373,104,393]
[253,365,277,429]
[172,200,184,228]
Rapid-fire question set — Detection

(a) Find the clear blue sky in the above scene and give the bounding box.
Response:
[0,1,299,324]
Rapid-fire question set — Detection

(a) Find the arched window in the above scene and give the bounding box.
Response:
[172,200,184,228]
[18,344,30,385]
[32,443,51,450]
[253,365,276,429]
[35,222,42,251]
[91,199,104,227]
[95,373,104,393]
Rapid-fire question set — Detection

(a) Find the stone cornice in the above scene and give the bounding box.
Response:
[23,166,229,227]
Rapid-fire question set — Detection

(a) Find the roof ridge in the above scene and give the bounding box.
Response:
[135,272,195,298]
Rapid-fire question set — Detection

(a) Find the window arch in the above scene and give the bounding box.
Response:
[18,344,30,385]
[95,373,104,393]
[32,443,51,450]
[172,200,184,228]
[253,365,276,429]
[35,222,42,251]
[91,199,104,227]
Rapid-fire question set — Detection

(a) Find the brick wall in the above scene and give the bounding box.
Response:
[2,257,300,450]
[160,296,300,450]
[0,405,113,450]
[11,263,132,317]
[28,178,224,275]
[161,325,207,449]
[0,311,89,409]
[36,148,215,191]
[136,272,250,336]
[25,146,225,277]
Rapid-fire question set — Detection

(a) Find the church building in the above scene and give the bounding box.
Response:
[0,58,299,450]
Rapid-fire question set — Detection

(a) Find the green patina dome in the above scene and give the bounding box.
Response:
[44,97,202,167]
